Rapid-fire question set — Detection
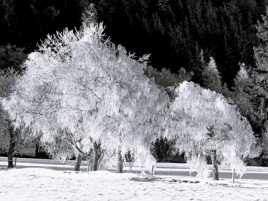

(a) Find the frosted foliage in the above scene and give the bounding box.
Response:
[2,23,169,157]
[202,57,222,92]
[255,7,268,72]
[263,125,268,159]
[164,81,255,177]
[221,144,246,177]
[0,70,17,132]
[135,146,156,174]
[187,154,210,179]
[42,132,74,161]
[236,64,249,81]
[0,70,17,98]
[207,57,217,72]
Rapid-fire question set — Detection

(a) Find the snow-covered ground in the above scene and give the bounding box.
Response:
[1,167,268,201]
[2,157,268,180]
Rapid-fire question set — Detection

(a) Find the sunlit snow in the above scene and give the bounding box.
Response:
[1,166,268,201]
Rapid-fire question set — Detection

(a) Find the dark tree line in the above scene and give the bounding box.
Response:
[0,0,87,71]
[1,0,268,85]
[0,0,85,48]
[91,0,268,86]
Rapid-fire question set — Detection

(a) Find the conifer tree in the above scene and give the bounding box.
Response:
[252,8,268,158]
[202,57,222,93]
[228,7,268,159]
[233,63,253,118]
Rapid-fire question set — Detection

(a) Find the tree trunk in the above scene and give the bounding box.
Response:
[151,165,155,176]
[87,159,91,172]
[93,145,98,171]
[232,169,235,183]
[211,149,219,180]
[92,141,104,171]
[74,153,82,171]
[117,147,123,173]
[8,124,16,169]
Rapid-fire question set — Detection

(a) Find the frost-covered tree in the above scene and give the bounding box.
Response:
[164,81,255,180]
[254,10,268,120]
[0,69,21,168]
[231,62,267,161]
[255,7,268,74]
[3,22,168,172]
[42,129,75,161]
[232,63,253,117]
[81,3,98,26]
[202,57,222,93]
[252,12,268,158]
[228,8,268,160]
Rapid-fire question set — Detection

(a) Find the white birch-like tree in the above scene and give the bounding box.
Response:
[2,22,168,172]
[163,81,255,180]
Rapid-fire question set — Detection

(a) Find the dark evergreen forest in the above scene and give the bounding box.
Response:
[1,0,268,86]
[93,0,268,86]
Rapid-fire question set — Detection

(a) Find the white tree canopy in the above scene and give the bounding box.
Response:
[163,81,255,176]
[2,23,169,158]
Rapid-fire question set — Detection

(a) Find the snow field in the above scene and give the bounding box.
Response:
[1,168,268,201]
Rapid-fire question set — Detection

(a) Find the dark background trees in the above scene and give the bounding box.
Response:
[92,0,268,86]
[1,0,267,86]
[0,0,83,48]
[0,0,86,71]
